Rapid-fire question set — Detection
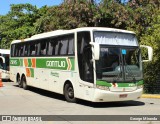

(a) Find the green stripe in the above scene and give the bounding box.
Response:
[96,80,143,87]
[10,57,75,71]
[96,80,112,87]
[20,59,23,66]
[30,68,34,77]
[28,59,32,67]
[70,57,75,70]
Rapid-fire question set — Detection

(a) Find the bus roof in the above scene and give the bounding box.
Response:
[11,27,135,44]
[0,49,10,54]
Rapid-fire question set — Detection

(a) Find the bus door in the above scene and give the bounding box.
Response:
[77,32,94,99]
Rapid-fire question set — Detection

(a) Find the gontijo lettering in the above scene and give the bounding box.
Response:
[46,61,66,68]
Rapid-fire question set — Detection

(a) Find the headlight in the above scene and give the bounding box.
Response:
[96,85,110,91]
[137,85,143,89]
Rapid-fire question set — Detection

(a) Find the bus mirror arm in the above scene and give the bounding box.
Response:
[90,42,100,60]
[140,45,153,62]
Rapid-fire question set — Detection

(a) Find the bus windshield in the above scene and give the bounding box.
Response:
[96,46,142,82]
[94,31,142,82]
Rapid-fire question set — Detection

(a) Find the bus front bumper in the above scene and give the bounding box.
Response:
[93,88,143,102]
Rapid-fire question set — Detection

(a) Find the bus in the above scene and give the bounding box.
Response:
[10,27,153,102]
[0,49,10,80]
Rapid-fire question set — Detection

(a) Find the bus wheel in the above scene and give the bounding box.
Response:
[64,83,76,103]
[17,76,22,88]
[22,76,28,90]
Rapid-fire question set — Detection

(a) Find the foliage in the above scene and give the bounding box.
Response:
[34,0,100,32]
[140,9,160,93]
[0,4,39,48]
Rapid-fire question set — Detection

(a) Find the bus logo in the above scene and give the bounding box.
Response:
[46,61,66,68]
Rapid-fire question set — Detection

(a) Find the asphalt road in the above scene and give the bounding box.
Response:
[0,81,160,124]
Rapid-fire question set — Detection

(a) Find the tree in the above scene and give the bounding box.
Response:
[35,0,100,32]
[140,8,160,93]
[0,4,39,48]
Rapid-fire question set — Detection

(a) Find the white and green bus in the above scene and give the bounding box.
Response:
[10,27,153,102]
[0,49,10,80]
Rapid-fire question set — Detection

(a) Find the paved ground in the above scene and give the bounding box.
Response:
[0,81,160,124]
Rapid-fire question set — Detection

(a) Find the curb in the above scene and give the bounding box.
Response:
[141,94,160,99]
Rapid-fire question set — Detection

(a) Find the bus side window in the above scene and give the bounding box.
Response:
[36,42,41,56]
[55,40,59,55]
[48,38,58,56]
[11,45,15,57]
[68,37,74,55]
[24,44,29,56]
[40,40,48,56]
[48,40,53,56]
[20,44,25,56]
[48,39,57,56]
[30,43,36,56]
[58,42,62,55]
[15,44,19,57]
[60,38,68,55]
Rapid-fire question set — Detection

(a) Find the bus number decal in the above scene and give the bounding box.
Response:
[10,59,22,66]
[10,60,17,65]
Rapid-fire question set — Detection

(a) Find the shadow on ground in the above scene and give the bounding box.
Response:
[77,99,145,108]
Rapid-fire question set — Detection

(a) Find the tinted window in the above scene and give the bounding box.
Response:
[59,38,68,55]
[40,40,48,56]
[11,34,74,57]
[68,37,74,55]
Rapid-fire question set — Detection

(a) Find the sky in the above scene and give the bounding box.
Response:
[0,0,63,15]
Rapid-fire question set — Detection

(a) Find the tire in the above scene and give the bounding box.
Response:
[17,76,22,88]
[22,76,28,90]
[64,83,76,103]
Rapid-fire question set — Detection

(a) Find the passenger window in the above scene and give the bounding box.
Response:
[15,44,19,56]
[30,43,36,56]
[55,40,60,55]
[48,41,53,55]
[68,37,74,55]
[19,44,25,56]
[11,45,15,57]
[24,44,29,56]
[59,38,68,55]
[35,42,40,56]
[40,41,48,56]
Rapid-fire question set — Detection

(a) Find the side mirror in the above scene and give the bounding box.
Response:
[140,45,153,62]
[90,42,100,60]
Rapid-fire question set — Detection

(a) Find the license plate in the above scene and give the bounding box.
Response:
[119,94,128,98]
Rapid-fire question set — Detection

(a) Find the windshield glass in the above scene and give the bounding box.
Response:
[96,46,142,82]
[123,47,142,81]
[96,46,122,82]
